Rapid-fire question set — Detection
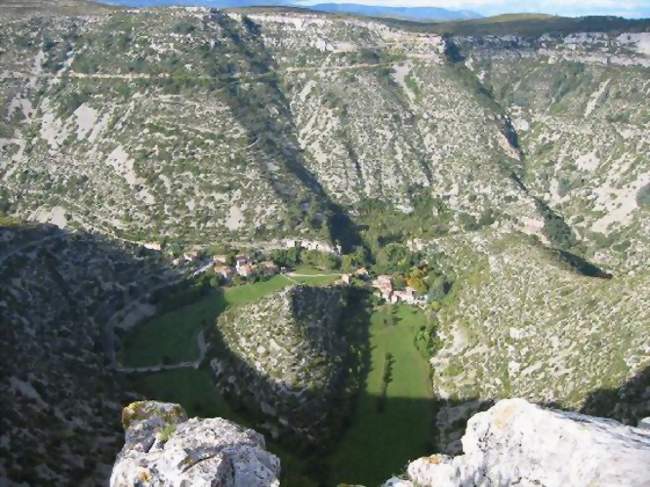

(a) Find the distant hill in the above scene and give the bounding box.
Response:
[1,0,113,15]
[308,3,480,21]
[102,0,478,21]
[102,0,292,7]
[382,12,650,36]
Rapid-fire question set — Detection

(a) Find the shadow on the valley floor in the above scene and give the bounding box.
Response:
[5,223,644,487]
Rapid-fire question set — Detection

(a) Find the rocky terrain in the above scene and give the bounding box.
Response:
[111,401,280,487]
[2,5,645,253]
[426,229,650,451]
[212,285,350,441]
[0,223,181,485]
[2,1,650,485]
[108,398,650,487]
[386,398,650,487]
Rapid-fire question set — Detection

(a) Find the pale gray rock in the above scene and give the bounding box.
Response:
[386,398,650,487]
[110,401,280,487]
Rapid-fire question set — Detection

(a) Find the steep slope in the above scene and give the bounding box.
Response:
[425,230,650,450]
[212,285,350,442]
[0,7,540,248]
[2,7,650,485]
[0,223,182,485]
[456,33,650,272]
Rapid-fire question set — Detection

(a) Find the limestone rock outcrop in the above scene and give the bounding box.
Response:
[386,398,650,487]
[110,401,280,487]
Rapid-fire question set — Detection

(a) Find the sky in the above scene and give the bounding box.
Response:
[298,0,650,18]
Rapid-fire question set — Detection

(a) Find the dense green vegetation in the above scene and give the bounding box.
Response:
[328,304,434,486]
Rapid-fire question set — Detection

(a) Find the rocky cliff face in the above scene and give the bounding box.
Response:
[110,399,650,487]
[212,285,349,441]
[387,398,650,487]
[1,6,648,260]
[111,401,280,487]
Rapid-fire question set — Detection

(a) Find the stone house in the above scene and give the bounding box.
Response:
[237,263,256,278]
[213,264,234,281]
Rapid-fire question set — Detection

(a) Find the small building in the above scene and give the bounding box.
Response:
[392,286,425,306]
[235,255,250,269]
[143,242,161,251]
[340,274,351,285]
[212,254,228,265]
[371,275,393,301]
[213,264,234,281]
[237,263,256,278]
[354,267,369,280]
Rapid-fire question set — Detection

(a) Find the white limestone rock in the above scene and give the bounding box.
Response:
[389,398,650,487]
[110,401,280,487]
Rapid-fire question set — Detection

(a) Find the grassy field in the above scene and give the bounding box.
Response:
[120,290,225,367]
[120,270,339,367]
[328,304,434,486]
[120,272,432,486]
[288,273,341,286]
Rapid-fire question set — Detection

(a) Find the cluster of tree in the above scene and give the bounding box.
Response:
[373,242,420,274]
[270,246,340,271]
[356,190,450,253]
[414,319,442,359]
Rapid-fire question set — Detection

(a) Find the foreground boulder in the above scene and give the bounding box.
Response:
[387,398,650,487]
[111,401,280,487]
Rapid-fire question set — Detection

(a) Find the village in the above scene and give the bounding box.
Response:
[188,249,428,309]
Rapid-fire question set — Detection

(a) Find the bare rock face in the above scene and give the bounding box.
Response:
[110,401,280,487]
[387,398,650,487]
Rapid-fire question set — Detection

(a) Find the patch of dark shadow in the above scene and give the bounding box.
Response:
[581,365,650,425]
[545,247,613,279]
[432,397,494,455]
[1,224,184,486]
[534,198,577,250]
[506,168,528,192]
[500,115,521,152]
[443,35,465,63]
[343,138,364,189]
[209,13,362,252]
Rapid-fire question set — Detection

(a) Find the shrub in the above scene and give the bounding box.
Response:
[636,183,650,209]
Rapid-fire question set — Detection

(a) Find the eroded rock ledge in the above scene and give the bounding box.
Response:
[386,398,650,487]
[110,401,280,487]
